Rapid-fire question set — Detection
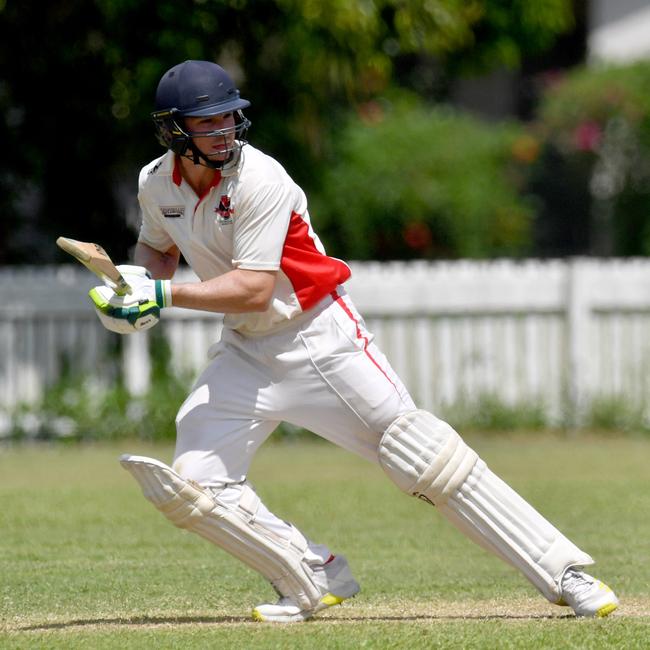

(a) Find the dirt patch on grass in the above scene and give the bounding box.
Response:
[5,597,649,633]
[320,596,650,622]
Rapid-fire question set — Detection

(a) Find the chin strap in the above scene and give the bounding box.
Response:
[186,143,229,170]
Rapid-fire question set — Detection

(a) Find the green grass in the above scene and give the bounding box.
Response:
[1,434,649,648]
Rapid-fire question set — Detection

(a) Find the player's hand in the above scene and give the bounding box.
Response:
[88,265,172,334]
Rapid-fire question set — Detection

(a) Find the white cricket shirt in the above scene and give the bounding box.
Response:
[137,145,351,335]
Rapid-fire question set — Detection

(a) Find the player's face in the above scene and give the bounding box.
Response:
[185,113,236,161]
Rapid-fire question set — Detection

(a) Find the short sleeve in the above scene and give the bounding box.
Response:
[137,191,175,253]
[232,183,297,270]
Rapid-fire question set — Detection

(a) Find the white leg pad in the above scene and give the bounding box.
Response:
[378,411,593,602]
[120,454,323,610]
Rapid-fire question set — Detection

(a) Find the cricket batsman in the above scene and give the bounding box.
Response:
[89,60,619,622]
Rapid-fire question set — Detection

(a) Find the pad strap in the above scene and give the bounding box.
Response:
[379,410,478,503]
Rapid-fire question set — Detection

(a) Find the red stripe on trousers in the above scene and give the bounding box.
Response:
[330,290,400,393]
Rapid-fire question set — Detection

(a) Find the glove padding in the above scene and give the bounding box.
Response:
[89,265,172,334]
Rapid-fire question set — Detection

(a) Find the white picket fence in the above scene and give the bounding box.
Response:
[2,259,650,424]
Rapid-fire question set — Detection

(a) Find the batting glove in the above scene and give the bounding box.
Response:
[89,265,172,334]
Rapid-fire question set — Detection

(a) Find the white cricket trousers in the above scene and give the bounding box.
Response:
[172,288,415,557]
[174,287,415,483]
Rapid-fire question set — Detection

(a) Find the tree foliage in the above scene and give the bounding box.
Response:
[313,94,535,260]
[0,0,573,262]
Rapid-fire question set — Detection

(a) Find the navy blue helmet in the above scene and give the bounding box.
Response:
[152,60,251,169]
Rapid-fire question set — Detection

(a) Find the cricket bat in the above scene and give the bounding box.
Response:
[56,236,132,295]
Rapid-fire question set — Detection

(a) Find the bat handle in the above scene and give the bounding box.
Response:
[104,275,132,296]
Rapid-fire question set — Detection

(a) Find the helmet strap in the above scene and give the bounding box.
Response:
[186,141,230,170]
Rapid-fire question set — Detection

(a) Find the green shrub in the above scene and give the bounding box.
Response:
[4,384,649,441]
[5,331,191,442]
[584,394,650,434]
[311,94,536,260]
[441,392,549,433]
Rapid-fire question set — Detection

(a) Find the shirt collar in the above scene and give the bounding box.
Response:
[173,154,228,187]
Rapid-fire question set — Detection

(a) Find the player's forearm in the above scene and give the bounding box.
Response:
[134,241,180,280]
[171,269,277,314]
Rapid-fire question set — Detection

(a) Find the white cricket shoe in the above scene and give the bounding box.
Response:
[560,567,619,617]
[252,555,360,623]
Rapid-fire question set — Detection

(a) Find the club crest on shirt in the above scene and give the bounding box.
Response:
[215,195,234,224]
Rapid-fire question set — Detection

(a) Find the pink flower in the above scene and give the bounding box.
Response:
[573,121,602,152]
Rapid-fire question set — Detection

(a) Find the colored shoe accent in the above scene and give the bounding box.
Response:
[560,567,619,617]
[252,555,360,623]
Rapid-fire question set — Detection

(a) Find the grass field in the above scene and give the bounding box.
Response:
[1,434,649,649]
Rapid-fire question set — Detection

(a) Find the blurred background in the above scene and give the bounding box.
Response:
[2,0,650,440]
